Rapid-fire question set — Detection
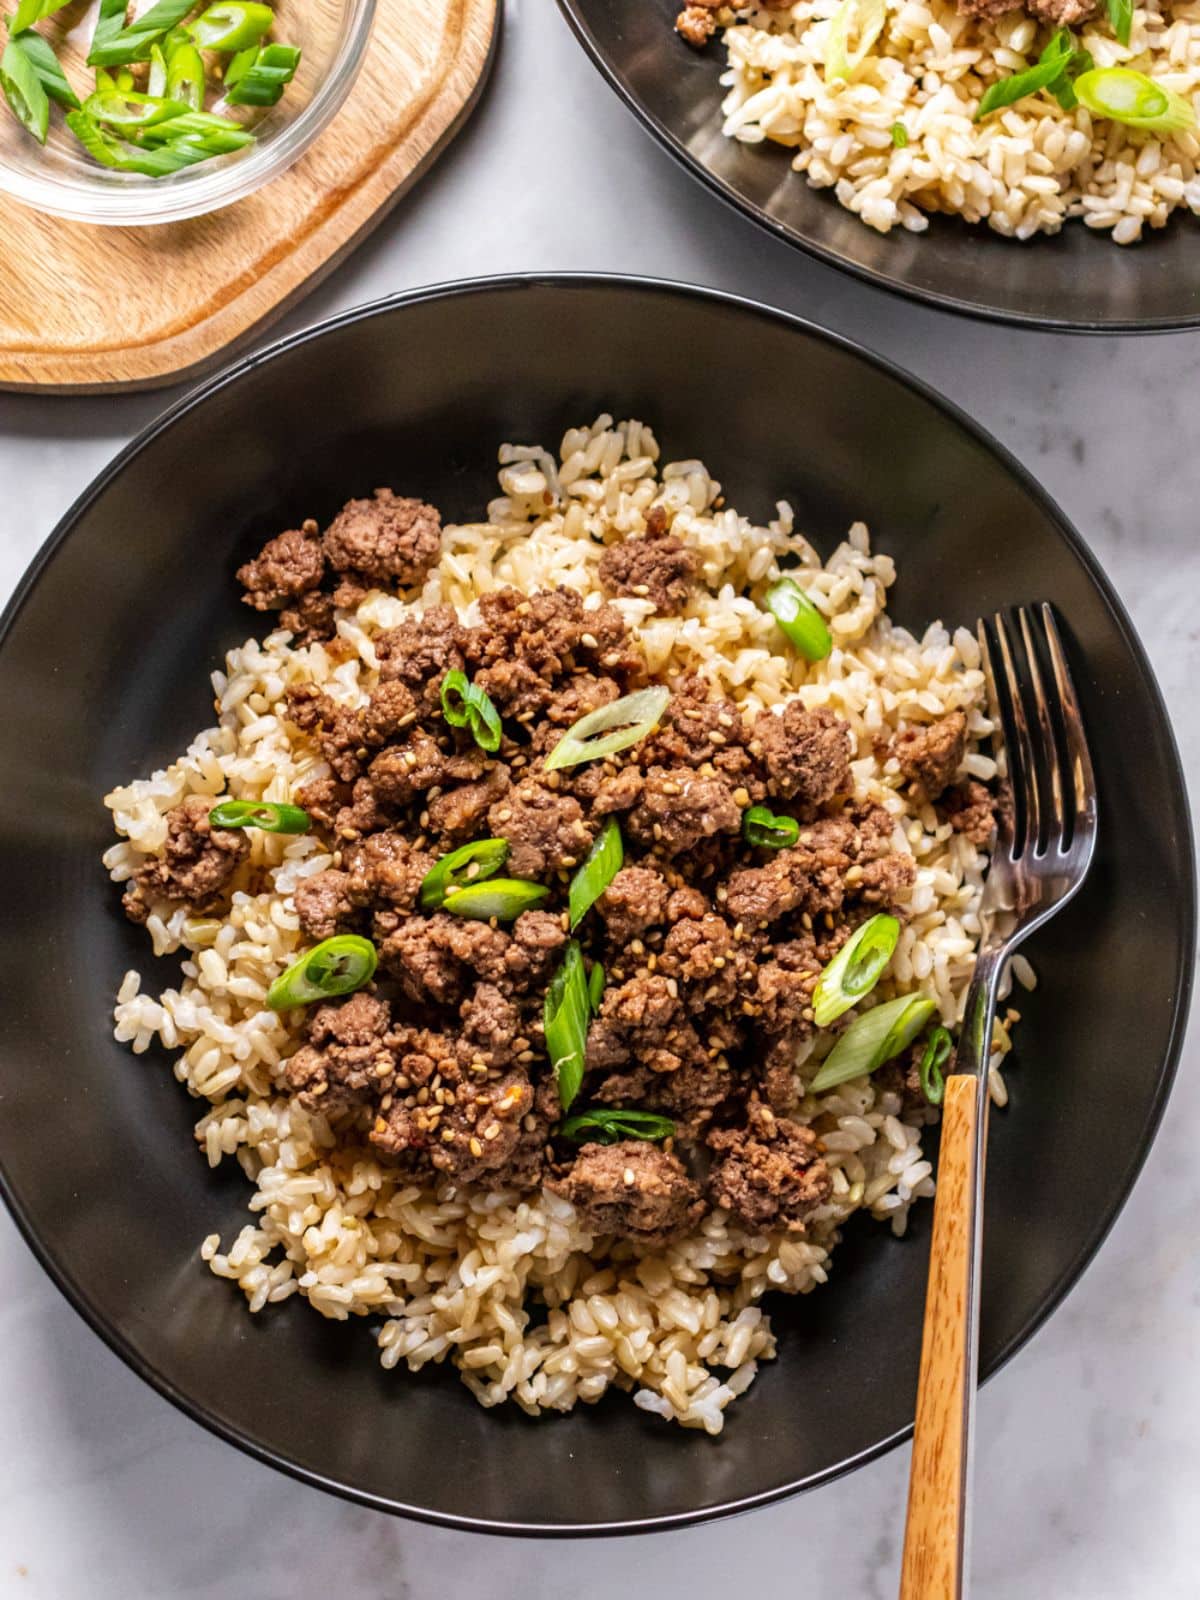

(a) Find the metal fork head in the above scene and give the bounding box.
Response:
[976,604,1098,947]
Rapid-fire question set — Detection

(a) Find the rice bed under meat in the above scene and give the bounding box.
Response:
[105,414,1017,1433]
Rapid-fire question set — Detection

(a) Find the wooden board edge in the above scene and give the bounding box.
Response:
[0,0,499,395]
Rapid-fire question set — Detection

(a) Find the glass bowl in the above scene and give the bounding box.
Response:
[0,0,375,224]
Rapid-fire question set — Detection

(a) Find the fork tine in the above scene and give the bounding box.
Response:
[993,611,1040,856]
[1040,603,1098,842]
[975,621,1015,856]
[1018,606,1065,843]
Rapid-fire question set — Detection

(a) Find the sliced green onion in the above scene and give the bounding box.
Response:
[266,934,377,1010]
[189,0,272,51]
[3,23,78,106]
[67,108,247,169]
[208,798,310,833]
[88,0,128,68]
[10,0,69,31]
[1105,0,1132,46]
[225,40,299,105]
[147,40,168,94]
[587,960,606,1011]
[810,992,937,1093]
[165,36,205,108]
[442,878,549,922]
[0,35,50,138]
[891,120,908,146]
[545,940,590,1111]
[742,806,800,851]
[136,106,248,146]
[568,817,623,930]
[83,88,188,128]
[918,1025,953,1107]
[976,28,1075,119]
[559,1107,676,1146]
[88,0,199,65]
[825,0,886,83]
[1073,67,1195,131]
[439,669,502,754]
[419,838,509,910]
[764,578,833,662]
[812,913,900,1028]
[544,686,670,772]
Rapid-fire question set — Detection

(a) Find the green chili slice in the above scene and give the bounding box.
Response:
[419,838,509,910]
[208,798,310,833]
[809,992,937,1093]
[742,805,800,851]
[568,817,623,930]
[225,40,299,105]
[442,878,549,922]
[189,0,272,51]
[439,669,502,754]
[559,1107,676,1146]
[545,940,590,1111]
[765,577,833,662]
[1073,67,1196,131]
[0,36,48,140]
[918,1025,953,1107]
[812,913,901,1028]
[266,934,377,1011]
[544,686,670,772]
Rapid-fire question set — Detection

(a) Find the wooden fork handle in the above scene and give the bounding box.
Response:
[899,1072,989,1600]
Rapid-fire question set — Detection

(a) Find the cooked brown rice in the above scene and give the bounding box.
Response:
[104,414,1022,1433]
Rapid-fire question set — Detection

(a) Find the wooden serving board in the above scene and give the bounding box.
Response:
[0,0,499,392]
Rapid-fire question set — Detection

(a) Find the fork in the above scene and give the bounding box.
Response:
[898,604,1098,1600]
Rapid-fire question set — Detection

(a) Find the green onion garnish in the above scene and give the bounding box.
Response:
[764,578,833,662]
[1073,67,1195,131]
[824,0,886,84]
[0,35,50,140]
[544,686,670,772]
[189,0,273,51]
[545,940,591,1111]
[10,0,70,31]
[439,669,503,754]
[568,817,623,930]
[976,28,1077,119]
[208,798,310,833]
[891,120,908,147]
[67,107,247,169]
[587,960,606,1011]
[82,87,188,128]
[164,35,205,108]
[742,806,800,851]
[87,0,199,66]
[419,838,510,910]
[441,878,549,921]
[266,934,377,1011]
[559,1107,676,1146]
[136,106,248,146]
[1105,0,1132,46]
[1,23,79,107]
[918,1025,953,1107]
[225,40,299,106]
[812,914,900,1028]
[809,992,937,1093]
[147,40,168,94]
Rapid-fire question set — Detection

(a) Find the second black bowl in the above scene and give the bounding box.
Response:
[558,0,1200,331]
[0,276,1192,1532]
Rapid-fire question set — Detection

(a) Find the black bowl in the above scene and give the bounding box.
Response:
[557,0,1200,332]
[0,276,1192,1533]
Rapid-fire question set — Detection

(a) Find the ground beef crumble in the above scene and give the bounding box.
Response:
[127,506,990,1248]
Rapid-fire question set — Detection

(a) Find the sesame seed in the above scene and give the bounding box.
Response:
[469,1137,484,1158]
[442,1128,456,1143]
[623,1167,636,1187]
[483,1122,501,1140]
[707,730,727,745]
[380,1094,393,1111]
[732,787,751,808]
[631,584,651,597]
[581,632,598,649]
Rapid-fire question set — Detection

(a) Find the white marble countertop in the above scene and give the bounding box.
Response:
[2,3,1198,1595]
